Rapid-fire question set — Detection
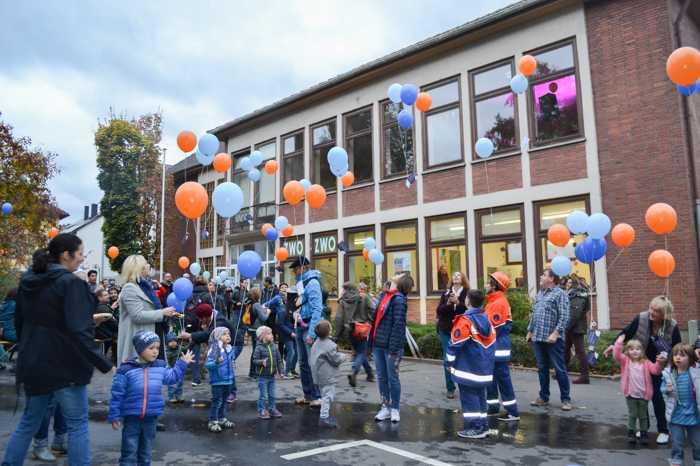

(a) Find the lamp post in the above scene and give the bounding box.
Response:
[159,147,167,281]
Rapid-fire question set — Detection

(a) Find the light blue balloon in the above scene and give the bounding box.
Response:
[238,250,262,278]
[166,292,185,313]
[195,149,215,166]
[369,248,383,264]
[551,255,573,277]
[363,238,376,250]
[300,179,311,193]
[397,110,413,129]
[274,216,289,230]
[475,137,494,158]
[248,168,261,182]
[566,210,589,234]
[215,276,222,285]
[510,74,529,94]
[388,83,403,103]
[400,84,419,106]
[202,271,211,280]
[224,279,233,288]
[219,270,228,280]
[198,133,220,156]
[1,202,12,215]
[327,147,349,177]
[173,277,193,301]
[265,227,278,241]
[586,213,611,240]
[240,156,253,171]
[250,150,263,167]
[212,182,244,218]
[189,262,201,276]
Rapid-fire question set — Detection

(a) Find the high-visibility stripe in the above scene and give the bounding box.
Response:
[487,399,500,405]
[463,412,482,418]
[449,367,493,383]
[495,349,511,357]
[445,353,455,362]
[502,399,517,406]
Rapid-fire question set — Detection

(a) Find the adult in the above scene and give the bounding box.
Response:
[227,295,248,401]
[108,286,120,321]
[267,283,297,378]
[527,268,572,411]
[370,272,413,423]
[116,255,178,364]
[87,269,99,294]
[437,264,450,291]
[244,288,271,378]
[334,282,375,387]
[603,295,680,445]
[231,279,248,316]
[435,272,468,399]
[94,289,118,358]
[565,276,591,384]
[2,234,113,466]
[0,288,17,365]
[261,276,278,304]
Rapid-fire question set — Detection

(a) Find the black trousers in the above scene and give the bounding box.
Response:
[651,373,668,434]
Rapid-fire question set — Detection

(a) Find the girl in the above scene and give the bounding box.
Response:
[435,272,468,399]
[205,327,236,433]
[662,343,700,465]
[613,336,666,444]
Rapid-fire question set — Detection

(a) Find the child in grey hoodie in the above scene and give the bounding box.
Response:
[310,320,345,427]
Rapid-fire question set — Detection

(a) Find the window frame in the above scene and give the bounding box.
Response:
[310,117,338,193]
[343,225,376,289]
[280,128,305,200]
[216,177,227,247]
[379,98,415,180]
[381,220,420,295]
[426,213,468,294]
[229,148,253,233]
[199,181,216,249]
[421,75,465,170]
[311,230,339,297]
[475,204,527,289]
[253,138,277,207]
[342,105,374,184]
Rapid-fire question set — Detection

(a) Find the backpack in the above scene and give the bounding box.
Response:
[242,303,253,326]
[303,276,331,320]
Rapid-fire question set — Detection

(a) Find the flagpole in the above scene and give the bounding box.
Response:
[160,147,167,281]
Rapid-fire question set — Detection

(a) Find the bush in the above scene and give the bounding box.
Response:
[416,332,442,359]
[507,289,532,337]
[0,270,20,302]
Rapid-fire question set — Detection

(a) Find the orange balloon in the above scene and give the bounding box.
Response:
[175,182,208,220]
[362,248,369,261]
[307,184,327,209]
[341,171,355,188]
[177,130,197,153]
[519,55,537,77]
[178,256,190,270]
[212,153,231,173]
[415,92,432,112]
[107,246,119,260]
[645,203,677,235]
[648,249,675,278]
[282,225,294,237]
[264,160,279,175]
[547,224,571,247]
[275,247,289,262]
[283,180,305,205]
[611,223,635,248]
[666,47,700,86]
[261,223,273,237]
[48,227,59,239]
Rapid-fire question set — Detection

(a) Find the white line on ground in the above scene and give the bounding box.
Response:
[280,440,367,460]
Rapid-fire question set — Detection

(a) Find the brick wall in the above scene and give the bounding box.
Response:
[472,156,522,195]
[343,185,375,217]
[380,179,417,210]
[309,192,337,223]
[406,298,421,323]
[423,167,466,204]
[530,142,587,186]
[163,174,196,276]
[425,297,440,323]
[279,202,304,227]
[585,0,700,328]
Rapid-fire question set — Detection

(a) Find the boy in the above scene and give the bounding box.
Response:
[109,331,193,465]
[252,325,283,419]
[165,332,185,403]
[310,320,345,428]
[446,289,496,439]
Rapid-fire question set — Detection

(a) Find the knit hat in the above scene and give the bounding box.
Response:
[133,331,160,355]
[165,332,177,344]
[207,326,231,362]
[195,303,213,318]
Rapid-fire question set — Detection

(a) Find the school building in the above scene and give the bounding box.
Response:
[168,0,700,330]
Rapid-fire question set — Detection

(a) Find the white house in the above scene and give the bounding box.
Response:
[63,204,119,280]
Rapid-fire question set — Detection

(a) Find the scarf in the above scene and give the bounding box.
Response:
[372,290,397,343]
[138,278,162,309]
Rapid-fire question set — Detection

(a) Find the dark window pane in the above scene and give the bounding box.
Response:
[426,108,461,166]
[347,133,373,182]
[473,64,512,95]
[283,153,304,185]
[313,122,336,146]
[313,146,336,189]
[532,74,579,144]
[475,93,516,151]
[428,81,459,108]
[383,102,400,124]
[532,44,575,79]
[257,142,276,161]
[345,109,371,135]
[284,133,303,155]
[383,126,411,176]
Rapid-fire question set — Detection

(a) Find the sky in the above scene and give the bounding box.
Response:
[0,0,517,224]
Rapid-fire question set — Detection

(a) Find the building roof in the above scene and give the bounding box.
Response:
[63,214,102,233]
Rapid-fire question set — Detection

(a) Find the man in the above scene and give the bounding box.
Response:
[87,269,99,294]
[231,279,248,316]
[261,276,278,304]
[527,269,572,411]
[290,256,322,406]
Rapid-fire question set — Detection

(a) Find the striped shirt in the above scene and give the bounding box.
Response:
[528,286,570,342]
[671,370,700,426]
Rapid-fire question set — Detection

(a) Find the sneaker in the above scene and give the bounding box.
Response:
[270,408,283,418]
[258,410,271,420]
[457,428,489,439]
[309,399,322,408]
[156,422,166,432]
[226,393,237,404]
[627,429,637,444]
[561,402,573,411]
[319,416,338,428]
[219,418,235,429]
[640,431,649,446]
[295,397,310,405]
[208,421,222,433]
[446,390,455,399]
[33,447,56,462]
[497,414,520,422]
[530,398,549,407]
[375,405,391,421]
[290,370,300,378]
[390,409,400,423]
[191,382,200,387]
[656,432,669,444]
[168,398,178,404]
[348,373,357,387]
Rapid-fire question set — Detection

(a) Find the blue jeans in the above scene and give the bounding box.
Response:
[533,339,570,403]
[670,423,700,465]
[209,385,231,421]
[167,377,183,400]
[296,329,320,400]
[2,385,89,466]
[34,399,66,446]
[438,331,456,393]
[486,361,519,416]
[257,377,276,413]
[190,343,201,384]
[372,347,402,410]
[230,345,243,395]
[351,338,373,376]
[120,416,157,466]
[283,340,297,375]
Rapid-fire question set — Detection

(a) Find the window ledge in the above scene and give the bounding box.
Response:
[423,161,466,175]
[379,176,411,185]
[471,150,521,165]
[528,137,586,154]
[342,180,374,192]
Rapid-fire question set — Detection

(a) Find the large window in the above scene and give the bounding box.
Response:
[535,197,591,285]
[199,182,215,249]
[528,40,582,145]
[428,215,467,293]
[312,119,337,190]
[344,227,376,289]
[231,150,252,231]
[200,257,214,276]
[281,235,305,286]
[282,130,304,191]
[216,178,226,247]
[470,60,517,156]
[254,140,276,206]
[311,231,338,296]
[381,100,414,178]
[423,78,462,168]
[344,107,373,183]
[476,206,526,289]
[229,241,275,288]
[383,221,418,293]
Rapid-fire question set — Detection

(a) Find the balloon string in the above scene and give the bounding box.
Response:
[607,248,626,269]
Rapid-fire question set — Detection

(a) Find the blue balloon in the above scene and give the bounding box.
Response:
[1,202,12,215]
[567,210,589,234]
[586,213,611,240]
[363,237,376,250]
[575,238,607,264]
[250,150,263,167]
[551,255,573,277]
[400,84,419,106]
[195,149,215,166]
[265,227,279,241]
[198,133,220,156]
[369,248,383,264]
[327,147,349,177]
[166,292,185,313]
[215,276,222,285]
[274,216,289,230]
[510,74,529,94]
[202,271,211,280]
[678,84,695,96]
[248,168,261,182]
[240,156,253,171]
[212,182,244,218]
[189,262,201,276]
[388,83,403,103]
[173,277,193,301]
[300,179,311,193]
[238,250,262,278]
[475,138,494,158]
[397,110,413,129]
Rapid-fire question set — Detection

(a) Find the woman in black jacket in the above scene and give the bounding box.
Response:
[435,272,468,399]
[2,234,113,466]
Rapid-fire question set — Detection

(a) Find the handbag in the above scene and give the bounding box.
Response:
[352,322,372,340]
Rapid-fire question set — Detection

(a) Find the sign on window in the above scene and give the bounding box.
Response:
[313,234,337,256]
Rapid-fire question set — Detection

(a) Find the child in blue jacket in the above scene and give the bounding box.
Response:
[109,331,192,466]
[205,327,236,433]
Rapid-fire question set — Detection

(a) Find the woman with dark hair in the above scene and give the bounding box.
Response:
[2,233,113,466]
[0,287,18,366]
[435,272,469,399]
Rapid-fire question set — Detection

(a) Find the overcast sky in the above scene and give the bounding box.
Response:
[0,0,516,223]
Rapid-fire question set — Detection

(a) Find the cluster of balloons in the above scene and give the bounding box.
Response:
[107,246,119,260]
[387,83,433,130]
[645,203,677,278]
[1,202,12,215]
[509,55,537,94]
[169,277,194,313]
[326,146,356,188]
[176,130,221,166]
[260,215,294,242]
[239,150,278,182]
[666,47,700,95]
[361,237,384,265]
[282,180,327,209]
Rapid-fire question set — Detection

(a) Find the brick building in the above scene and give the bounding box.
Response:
[168,0,700,329]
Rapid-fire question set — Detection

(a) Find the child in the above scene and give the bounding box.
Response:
[109,331,193,465]
[613,336,666,444]
[661,343,700,465]
[205,327,236,433]
[446,289,496,439]
[252,325,283,419]
[310,319,346,428]
[165,332,185,403]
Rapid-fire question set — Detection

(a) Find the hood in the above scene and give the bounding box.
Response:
[301,269,321,281]
[19,263,70,293]
[568,286,589,298]
[117,357,164,373]
[466,308,492,337]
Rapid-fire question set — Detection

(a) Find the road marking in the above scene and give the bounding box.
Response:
[280,439,455,466]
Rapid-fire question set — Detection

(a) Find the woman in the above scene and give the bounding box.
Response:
[245,287,271,378]
[335,282,375,387]
[0,288,18,365]
[2,234,113,466]
[565,277,591,384]
[603,295,681,445]
[369,272,414,424]
[116,255,178,364]
[435,272,468,399]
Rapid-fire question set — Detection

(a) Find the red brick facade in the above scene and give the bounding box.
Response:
[279,202,304,226]
[309,192,337,223]
[343,185,375,216]
[380,178,417,210]
[529,142,587,186]
[472,156,522,195]
[423,166,466,203]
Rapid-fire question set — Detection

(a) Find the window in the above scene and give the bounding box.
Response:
[344,107,373,183]
[311,231,338,296]
[381,100,414,178]
[528,40,582,145]
[423,78,462,168]
[344,227,376,289]
[311,119,337,190]
[254,140,276,206]
[200,257,214,276]
[229,241,275,288]
[280,235,305,286]
[470,60,517,156]
[282,130,304,192]
[535,197,591,285]
[383,221,418,293]
[476,206,526,289]
[428,215,467,293]
[231,150,252,230]
[199,182,215,249]
[216,179,226,247]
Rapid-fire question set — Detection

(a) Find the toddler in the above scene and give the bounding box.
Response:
[310,320,345,428]
[252,325,283,419]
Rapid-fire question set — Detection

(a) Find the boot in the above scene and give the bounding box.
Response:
[348,372,357,387]
[627,429,636,444]
[51,434,67,455]
[639,431,649,445]
[32,446,56,462]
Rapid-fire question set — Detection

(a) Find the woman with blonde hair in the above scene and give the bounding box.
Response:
[116,255,179,364]
[435,271,469,399]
